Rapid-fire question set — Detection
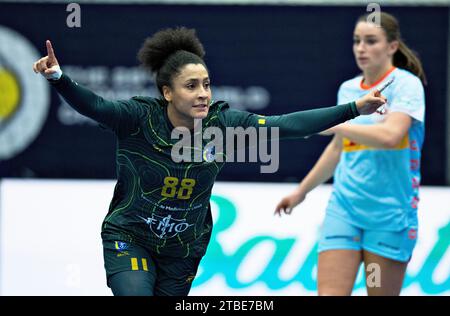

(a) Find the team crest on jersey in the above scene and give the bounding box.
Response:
[202,144,216,162]
[115,241,129,251]
[138,214,194,239]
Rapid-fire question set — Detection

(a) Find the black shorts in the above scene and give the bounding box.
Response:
[103,239,202,295]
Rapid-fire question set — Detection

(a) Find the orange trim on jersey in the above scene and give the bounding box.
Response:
[360,67,396,90]
[342,134,409,152]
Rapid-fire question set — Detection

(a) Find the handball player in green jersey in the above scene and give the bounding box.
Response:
[33,27,386,296]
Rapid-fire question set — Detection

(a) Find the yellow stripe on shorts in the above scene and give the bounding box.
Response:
[142,258,148,271]
[131,258,139,271]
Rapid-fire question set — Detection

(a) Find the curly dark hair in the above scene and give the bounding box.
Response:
[137,27,207,95]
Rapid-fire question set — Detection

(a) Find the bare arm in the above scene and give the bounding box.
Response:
[329,112,412,149]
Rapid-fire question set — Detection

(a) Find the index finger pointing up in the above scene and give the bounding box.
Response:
[46,40,56,60]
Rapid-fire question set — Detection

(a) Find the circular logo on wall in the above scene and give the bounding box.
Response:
[0,25,50,160]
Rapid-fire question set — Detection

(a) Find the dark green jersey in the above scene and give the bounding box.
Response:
[51,73,359,258]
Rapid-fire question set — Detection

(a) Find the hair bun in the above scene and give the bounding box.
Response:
[138,27,205,73]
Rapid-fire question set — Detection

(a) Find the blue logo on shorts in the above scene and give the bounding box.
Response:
[115,241,129,251]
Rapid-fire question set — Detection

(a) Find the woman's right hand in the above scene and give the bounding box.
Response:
[355,89,387,115]
[32,40,61,80]
[274,189,306,217]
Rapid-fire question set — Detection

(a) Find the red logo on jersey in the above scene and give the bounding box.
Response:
[412,178,420,189]
[410,140,419,151]
[408,229,418,240]
[411,196,420,209]
[410,159,420,171]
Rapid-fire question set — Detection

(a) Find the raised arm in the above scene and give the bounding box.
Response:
[33,40,146,135]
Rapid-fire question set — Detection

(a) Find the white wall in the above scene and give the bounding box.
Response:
[1,179,449,295]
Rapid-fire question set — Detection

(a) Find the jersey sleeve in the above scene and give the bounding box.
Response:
[218,102,359,139]
[388,75,425,122]
[337,82,353,105]
[50,73,148,137]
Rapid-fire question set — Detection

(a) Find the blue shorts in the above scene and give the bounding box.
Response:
[318,214,418,262]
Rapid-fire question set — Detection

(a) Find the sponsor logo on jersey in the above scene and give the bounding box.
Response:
[139,214,194,239]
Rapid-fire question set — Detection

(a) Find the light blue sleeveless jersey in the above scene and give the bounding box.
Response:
[327,68,425,231]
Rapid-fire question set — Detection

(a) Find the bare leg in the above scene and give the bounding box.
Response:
[318,249,362,296]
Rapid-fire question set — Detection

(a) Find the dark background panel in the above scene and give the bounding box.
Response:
[0,3,447,184]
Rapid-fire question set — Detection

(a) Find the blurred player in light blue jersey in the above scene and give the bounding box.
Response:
[275,12,426,296]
